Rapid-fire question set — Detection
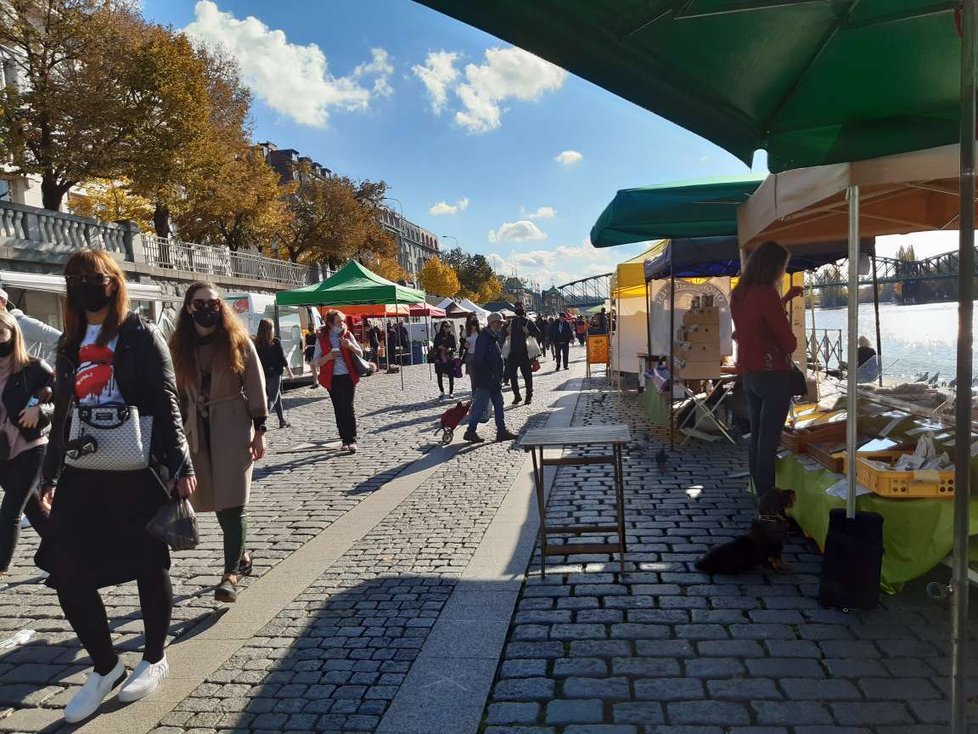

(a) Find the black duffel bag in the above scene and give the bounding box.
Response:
[818,508,884,611]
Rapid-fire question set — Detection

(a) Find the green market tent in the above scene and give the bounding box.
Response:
[414,1,962,173]
[590,175,765,247]
[275,260,425,307]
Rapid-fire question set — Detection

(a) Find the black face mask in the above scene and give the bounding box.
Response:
[69,282,112,313]
[192,307,221,328]
[0,341,13,358]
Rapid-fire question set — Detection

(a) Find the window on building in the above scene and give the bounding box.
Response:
[0,179,10,202]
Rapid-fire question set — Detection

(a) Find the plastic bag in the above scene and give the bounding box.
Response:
[146,497,200,551]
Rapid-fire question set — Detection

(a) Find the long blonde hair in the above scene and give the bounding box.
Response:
[169,282,251,391]
[0,310,31,373]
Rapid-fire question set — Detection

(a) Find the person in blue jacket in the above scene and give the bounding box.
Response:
[463,312,518,444]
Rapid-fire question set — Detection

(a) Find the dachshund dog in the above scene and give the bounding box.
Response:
[695,489,797,574]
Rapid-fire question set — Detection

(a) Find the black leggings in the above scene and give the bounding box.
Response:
[507,353,534,400]
[327,375,358,445]
[0,446,46,572]
[745,370,793,501]
[216,505,247,575]
[58,567,172,674]
[437,364,455,394]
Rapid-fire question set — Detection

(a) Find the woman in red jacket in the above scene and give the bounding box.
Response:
[313,310,363,454]
[730,241,803,504]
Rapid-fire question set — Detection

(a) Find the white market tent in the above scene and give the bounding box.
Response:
[458,298,491,323]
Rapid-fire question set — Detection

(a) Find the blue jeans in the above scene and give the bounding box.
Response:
[745,370,793,500]
[468,387,506,434]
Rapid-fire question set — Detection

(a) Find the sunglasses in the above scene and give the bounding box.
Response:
[66,273,112,286]
[191,298,221,311]
[65,435,98,460]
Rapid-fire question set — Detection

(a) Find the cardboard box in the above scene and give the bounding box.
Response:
[683,307,720,326]
[682,323,719,343]
[676,341,721,362]
[672,356,721,380]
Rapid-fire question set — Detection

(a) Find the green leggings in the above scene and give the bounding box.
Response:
[216,505,247,575]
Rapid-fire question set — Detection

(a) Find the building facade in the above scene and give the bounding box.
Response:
[378,207,439,284]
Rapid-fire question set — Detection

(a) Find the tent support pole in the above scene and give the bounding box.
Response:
[645,278,653,359]
[871,253,883,386]
[845,184,859,520]
[952,3,976,732]
[669,270,676,453]
[396,296,404,390]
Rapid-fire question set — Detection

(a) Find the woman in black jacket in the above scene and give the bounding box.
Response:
[0,309,54,575]
[433,321,457,397]
[254,318,294,429]
[39,249,196,724]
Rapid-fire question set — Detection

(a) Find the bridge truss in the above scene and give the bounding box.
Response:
[558,273,612,309]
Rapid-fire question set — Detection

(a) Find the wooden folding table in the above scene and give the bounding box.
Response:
[519,424,632,577]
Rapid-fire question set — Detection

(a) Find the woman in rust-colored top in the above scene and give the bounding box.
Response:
[730,241,803,503]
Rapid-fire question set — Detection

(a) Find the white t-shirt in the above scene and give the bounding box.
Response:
[75,324,124,406]
[465,333,479,354]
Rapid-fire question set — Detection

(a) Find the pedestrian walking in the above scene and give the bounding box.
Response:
[364,320,381,364]
[463,316,480,392]
[463,312,518,444]
[575,317,587,345]
[434,321,457,398]
[38,249,196,722]
[502,303,540,406]
[314,310,363,453]
[553,313,573,370]
[536,315,548,357]
[0,310,54,576]
[0,288,62,361]
[304,326,318,388]
[730,241,802,505]
[255,319,294,429]
[170,282,267,603]
[547,316,558,360]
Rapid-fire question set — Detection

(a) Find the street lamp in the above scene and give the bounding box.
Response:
[383,197,407,279]
[441,234,458,251]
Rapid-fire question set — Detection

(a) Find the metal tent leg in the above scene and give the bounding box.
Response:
[845,185,859,520]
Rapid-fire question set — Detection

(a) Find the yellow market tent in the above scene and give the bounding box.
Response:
[611,242,665,384]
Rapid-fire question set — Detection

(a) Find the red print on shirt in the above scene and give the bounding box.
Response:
[75,342,116,402]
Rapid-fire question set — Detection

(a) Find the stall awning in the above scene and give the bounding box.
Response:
[414,1,961,173]
[591,175,765,248]
[410,304,446,318]
[613,242,665,299]
[642,237,875,281]
[738,144,972,247]
[1,270,163,301]
[276,260,425,307]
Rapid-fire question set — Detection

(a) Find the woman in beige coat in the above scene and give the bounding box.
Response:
[170,282,267,603]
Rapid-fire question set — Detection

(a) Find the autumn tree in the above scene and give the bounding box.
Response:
[0,0,218,212]
[277,169,397,269]
[419,256,461,297]
[68,178,153,232]
[362,253,407,283]
[174,147,292,251]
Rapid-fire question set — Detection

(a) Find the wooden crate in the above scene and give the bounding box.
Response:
[780,420,848,454]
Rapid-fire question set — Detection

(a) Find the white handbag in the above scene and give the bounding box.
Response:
[526,336,542,360]
[65,404,153,472]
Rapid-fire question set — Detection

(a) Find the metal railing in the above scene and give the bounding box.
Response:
[140,236,316,286]
[808,328,844,370]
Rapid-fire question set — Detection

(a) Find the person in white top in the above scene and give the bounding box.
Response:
[463,316,481,393]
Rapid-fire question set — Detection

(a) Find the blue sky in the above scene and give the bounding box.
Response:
[141,0,956,285]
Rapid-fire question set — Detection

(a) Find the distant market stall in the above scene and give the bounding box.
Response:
[276,260,427,388]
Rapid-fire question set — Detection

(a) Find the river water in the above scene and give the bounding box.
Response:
[809,301,971,382]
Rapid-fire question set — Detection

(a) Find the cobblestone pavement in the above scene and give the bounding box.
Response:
[482,380,978,734]
[0,348,583,732]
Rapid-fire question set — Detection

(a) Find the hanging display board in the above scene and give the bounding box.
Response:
[648,277,733,357]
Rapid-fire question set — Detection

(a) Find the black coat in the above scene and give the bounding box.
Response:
[504,316,541,356]
[42,312,193,487]
[553,320,574,344]
[2,359,55,442]
[471,329,504,390]
[257,338,289,377]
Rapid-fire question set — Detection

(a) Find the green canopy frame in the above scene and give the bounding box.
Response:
[590,175,765,247]
[276,260,427,390]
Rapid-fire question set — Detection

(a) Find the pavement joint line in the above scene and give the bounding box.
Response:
[376,372,583,734]
[76,436,461,734]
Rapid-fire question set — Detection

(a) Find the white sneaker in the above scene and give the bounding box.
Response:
[348,442,358,454]
[64,659,126,723]
[118,656,169,703]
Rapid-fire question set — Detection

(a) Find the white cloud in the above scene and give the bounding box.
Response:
[412,51,460,114]
[526,206,556,220]
[510,250,555,269]
[555,150,583,166]
[429,197,470,216]
[184,1,392,127]
[488,220,548,243]
[414,47,565,132]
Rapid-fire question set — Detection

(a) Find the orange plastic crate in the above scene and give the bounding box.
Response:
[842,450,955,499]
